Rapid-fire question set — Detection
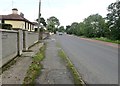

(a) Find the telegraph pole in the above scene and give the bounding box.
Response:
[38,0,42,41]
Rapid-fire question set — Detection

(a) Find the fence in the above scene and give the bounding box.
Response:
[0,29,44,67]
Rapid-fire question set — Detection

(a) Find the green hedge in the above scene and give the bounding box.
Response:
[0,23,12,30]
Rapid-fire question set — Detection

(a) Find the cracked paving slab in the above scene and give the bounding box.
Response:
[35,37,74,84]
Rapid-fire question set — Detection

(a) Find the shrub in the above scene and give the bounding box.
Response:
[0,23,12,30]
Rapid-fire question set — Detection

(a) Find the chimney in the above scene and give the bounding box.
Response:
[20,12,24,17]
[12,8,18,14]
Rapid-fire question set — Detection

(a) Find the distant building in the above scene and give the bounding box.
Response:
[0,8,35,31]
[32,22,39,32]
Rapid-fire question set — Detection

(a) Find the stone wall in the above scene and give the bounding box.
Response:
[28,32,38,48]
[0,29,41,67]
[0,29,18,67]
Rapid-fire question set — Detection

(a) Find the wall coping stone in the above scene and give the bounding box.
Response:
[0,29,18,33]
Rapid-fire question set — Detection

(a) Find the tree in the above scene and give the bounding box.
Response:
[77,22,85,36]
[47,22,55,32]
[106,1,120,40]
[66,25,71,34]
[40,17,47,27]
[66,22,81,35]
[36,17,47,27]
[47,16,60,33]
[58,26,65,32]
[83,14,106,37]
[70,22,79,35]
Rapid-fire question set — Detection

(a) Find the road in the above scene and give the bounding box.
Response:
[54,34,118,84]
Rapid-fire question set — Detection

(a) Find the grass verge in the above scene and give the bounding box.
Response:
[80,36,120,44]
[23,43,46,85]
[94,37,120,44]
[57,44,85,86]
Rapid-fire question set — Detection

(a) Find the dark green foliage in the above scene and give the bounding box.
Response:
[66,25,72,34]
[83,14,106,38]
[65,1,120,42]
[36,17,47,27]
[58,26,65,32]
[106,1,120,40]
[66,14,106,38]
[47,16,60,33]
[0,23,12,30]
[40,17,47,27]
[47,22,55,32]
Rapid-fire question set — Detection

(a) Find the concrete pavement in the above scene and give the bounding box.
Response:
[35,37,74,84]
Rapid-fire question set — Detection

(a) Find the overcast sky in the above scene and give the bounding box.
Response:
[0,0,116,26]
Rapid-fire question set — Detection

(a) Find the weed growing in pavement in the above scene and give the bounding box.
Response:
[57,43,85,86]
[23,43,46,85]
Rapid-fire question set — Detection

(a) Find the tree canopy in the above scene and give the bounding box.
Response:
[83,14,106,37]
[106,1,120,40]
[65,1,120,41]
[58,26,65,32]
[47,16,60,33]
[66,14,106,38]
[36,17,47,27]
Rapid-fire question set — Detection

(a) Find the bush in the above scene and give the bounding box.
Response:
[0,23,12,30]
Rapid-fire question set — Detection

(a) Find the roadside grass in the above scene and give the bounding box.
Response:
[80,36,120,44]
[23,43,46,85]
[57,43,85,86]
[94,37,120,44]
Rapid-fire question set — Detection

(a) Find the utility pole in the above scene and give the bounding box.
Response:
[38,0,42,41]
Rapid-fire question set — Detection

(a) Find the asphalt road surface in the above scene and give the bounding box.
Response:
[54,34,118,84]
